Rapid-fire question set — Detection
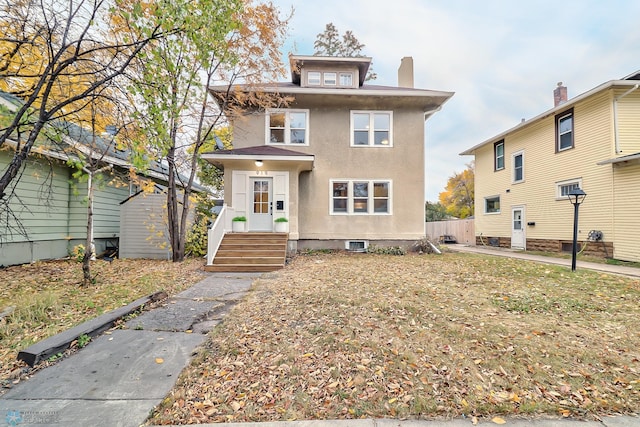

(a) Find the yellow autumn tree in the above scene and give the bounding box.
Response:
[0,0,164,199]
[439,162,475,219]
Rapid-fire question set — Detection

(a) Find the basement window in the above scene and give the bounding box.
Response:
[345,240,368,252]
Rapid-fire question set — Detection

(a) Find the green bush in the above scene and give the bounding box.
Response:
[367,244,406,256]
[185,215,209,257]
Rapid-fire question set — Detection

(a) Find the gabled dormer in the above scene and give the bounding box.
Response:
[289,55,371,89]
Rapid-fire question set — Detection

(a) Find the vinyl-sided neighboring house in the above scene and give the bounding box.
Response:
[203,55,453,269]
[461,71,640,262]
[0,91,203,265]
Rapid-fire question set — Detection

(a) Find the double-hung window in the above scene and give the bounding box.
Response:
[494,140,504,171]
[556,108,574,152]
[351,111,392,146]
[266,109,309,145]
[331,180,391,214]
[512,150,524,183]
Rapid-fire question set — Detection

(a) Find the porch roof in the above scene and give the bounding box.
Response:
[201,145,314,171]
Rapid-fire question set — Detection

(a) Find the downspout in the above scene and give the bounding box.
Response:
[613,84,639,154]
[423,106,443,236]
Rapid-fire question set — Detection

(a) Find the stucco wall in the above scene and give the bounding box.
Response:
[230,99,427,241]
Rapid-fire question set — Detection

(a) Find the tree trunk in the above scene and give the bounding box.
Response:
[82,170,94,286]
[166,146,184,262]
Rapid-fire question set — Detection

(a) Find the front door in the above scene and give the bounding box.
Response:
[249,178,273,231]
[511,206,525,249]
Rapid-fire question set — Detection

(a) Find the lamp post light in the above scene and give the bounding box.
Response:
[567,188,587,271]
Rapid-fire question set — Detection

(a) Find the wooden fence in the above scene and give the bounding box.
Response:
[425,218,475,245]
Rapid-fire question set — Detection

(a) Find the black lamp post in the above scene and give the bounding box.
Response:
[567,188,587,271]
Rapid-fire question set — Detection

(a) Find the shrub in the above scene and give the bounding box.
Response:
[367,244,406,255]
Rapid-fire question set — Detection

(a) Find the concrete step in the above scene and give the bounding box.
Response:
[204,264,284,272]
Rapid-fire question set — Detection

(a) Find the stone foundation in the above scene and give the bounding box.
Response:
[475,236,614,258]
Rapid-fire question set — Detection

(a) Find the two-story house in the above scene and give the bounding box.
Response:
[203,55,453,271]
[461,71,640,262]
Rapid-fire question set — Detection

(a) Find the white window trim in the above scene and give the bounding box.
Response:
[556,178,583,200]
[339,72,354,87]
[484,195,501,214]
[307,71,321,85]
[265,109,310,146]
[323,72,337,86]
[512,150,524,184]
[350,111,393,147]
[330,179,393,215]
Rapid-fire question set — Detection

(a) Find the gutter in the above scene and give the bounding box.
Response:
[613,84,639,154]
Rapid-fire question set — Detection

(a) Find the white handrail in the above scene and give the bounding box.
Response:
[207,204,227,265]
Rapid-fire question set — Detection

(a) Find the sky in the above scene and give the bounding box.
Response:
[268,0,640,201]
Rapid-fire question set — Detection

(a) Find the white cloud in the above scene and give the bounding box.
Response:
[272,0,640,200]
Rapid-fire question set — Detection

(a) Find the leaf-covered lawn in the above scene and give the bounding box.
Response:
[150,252,640,424]
[0,258,206,386]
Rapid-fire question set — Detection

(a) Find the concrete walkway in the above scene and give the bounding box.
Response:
[1,256,638,427]
[446,244,640,278]
[0,272,257,427]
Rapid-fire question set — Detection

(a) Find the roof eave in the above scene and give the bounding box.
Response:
[460,80,640,156]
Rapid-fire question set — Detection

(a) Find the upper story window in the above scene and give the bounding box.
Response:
[339,73,353,86]
[494,140,504,171]
[323,72,337,86]
[351,111,392,147]
[512,150,524,183]
[331,180,391,215]
[556,108,574,152]
[266,109,309,145]
[306,70,355,88]
[307,72,321,85]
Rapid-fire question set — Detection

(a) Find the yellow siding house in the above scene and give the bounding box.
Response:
[461,71,640,262]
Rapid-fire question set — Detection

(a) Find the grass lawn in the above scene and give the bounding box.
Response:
[150,252,640,424]
[0,257,206,386]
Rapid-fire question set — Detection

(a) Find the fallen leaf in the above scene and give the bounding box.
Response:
[492,416,506,424]
[155,358,164,364]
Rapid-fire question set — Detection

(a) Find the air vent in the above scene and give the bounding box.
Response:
[345,240,368,252]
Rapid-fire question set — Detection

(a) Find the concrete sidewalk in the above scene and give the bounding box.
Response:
[446,244,640,278]
[0,272,258,427]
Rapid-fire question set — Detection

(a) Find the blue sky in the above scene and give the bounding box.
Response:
[269,0,640,201]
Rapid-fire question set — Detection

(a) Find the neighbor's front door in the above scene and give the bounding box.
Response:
[511,206,525,249]
[249,178,273,231]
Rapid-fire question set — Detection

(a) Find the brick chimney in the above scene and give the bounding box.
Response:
[398,57,414,88]
[554,82,567,107]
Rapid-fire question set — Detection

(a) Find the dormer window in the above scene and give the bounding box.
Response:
[308,72,321,85]
[306,70,355,88]
[339,73,353,86]
[323,72,337,85]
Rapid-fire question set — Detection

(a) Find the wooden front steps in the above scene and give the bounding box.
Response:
[204,232,288,272]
